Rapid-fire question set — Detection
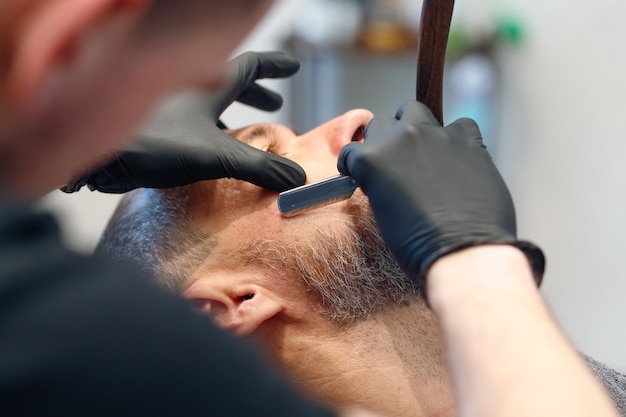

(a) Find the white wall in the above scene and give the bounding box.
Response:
[493,0,626,372]
[42,0,626,371]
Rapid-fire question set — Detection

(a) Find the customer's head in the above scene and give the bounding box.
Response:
[99,108,421,329]
[0,0,274,197]
[99,109,453,416]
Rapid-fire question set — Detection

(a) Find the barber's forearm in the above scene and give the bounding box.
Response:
[427,245,618,417]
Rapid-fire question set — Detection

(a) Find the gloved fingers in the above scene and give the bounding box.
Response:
[337,141,362,179]
[236,83,283,112]
[246,51,301,80]
[444,117,485,148]
[340,114,402,177]
[248,151,307,192]
[214,51,300,116]
[362,115,398,144]
[337,138,398,194]
[395,100,440,126]
[208,132,307,192]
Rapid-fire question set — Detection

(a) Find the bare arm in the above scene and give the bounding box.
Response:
[427,245,618,417]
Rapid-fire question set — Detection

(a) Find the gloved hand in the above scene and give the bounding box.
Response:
[338,100,544,290]
[61,51,304,194]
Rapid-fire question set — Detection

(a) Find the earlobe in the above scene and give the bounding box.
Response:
[7,0,146,113]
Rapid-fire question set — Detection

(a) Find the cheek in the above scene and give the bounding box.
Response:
[194,179,279,232]
[304,162,339,184]
[301,150,339,183]
[293,149,340,184]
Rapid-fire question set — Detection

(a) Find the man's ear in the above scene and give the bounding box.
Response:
[224,286,285,337]
[183,282,285,337]
[8,0,147,113]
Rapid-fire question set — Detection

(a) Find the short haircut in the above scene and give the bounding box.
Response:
[98,186,420,324]
[95,188,212,293]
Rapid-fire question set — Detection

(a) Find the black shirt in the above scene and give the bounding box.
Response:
[0,196,334,417]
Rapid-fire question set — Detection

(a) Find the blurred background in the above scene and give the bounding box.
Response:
[41,0,626,371]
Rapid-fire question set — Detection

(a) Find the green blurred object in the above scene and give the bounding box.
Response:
[495,15,524,45]
[447,27,470,58]
[445,10,525,59]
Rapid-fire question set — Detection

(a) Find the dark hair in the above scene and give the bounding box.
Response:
[96,188,215,292]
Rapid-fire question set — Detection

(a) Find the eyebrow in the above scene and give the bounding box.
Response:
[239,125,299,144]
[239,125,274,143]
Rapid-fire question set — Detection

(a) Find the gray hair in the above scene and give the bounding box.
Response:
[293,210,418,322]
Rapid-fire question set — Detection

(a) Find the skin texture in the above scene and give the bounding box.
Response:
[104,110,456,417]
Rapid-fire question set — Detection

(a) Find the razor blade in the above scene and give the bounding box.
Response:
[278,175,358,217]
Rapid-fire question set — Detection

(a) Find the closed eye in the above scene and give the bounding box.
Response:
[240,293,255,302]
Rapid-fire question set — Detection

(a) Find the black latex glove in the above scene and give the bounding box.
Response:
[61,51,305,194]
[338,100,544,290]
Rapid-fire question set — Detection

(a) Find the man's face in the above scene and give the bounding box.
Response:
[5,0,274,195]
[100,106,416,343]
[174,109,376,321]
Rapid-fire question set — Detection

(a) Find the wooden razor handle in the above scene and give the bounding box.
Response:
[416,0,455,125]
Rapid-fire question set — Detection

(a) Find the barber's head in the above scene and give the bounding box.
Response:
[0,0,274,196]
[99,108,420,331]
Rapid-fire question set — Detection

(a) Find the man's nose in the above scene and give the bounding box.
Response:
[312,109,374,154]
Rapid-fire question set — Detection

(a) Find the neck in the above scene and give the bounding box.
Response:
[267,300,456,417]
